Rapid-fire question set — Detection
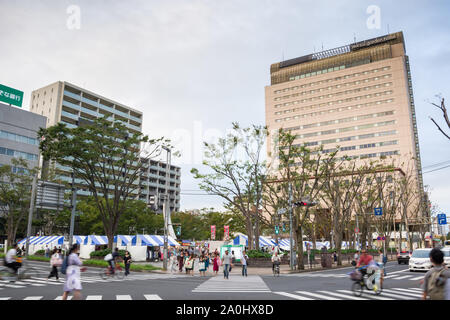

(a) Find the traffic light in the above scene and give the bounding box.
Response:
[176,226,181,236]
[282,222,286,232]
[275,225,280,234]
[294,200,317,207]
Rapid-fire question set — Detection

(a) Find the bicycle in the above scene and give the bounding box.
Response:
[349,266,382,297]
[273,262,280,277]
[0,258,40,282]
[100,263,125,280]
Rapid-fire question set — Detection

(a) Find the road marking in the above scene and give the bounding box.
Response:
[393,275,413,280]
[273,292,314,300]
[410,276,424,281]
[0,297,11,300]
[407,288,423,292]
[386,288,423,297]
[317,291,369,300]
[116,295,132,300]
[85,295,102,300]
[192,275,271,293]
[55,296,72,300]
[23,296,43,300]
[144,294,162,300]
[295,291,340,300]
[1,284,25,288]
[374,291,414,300]
[336,290,393,300]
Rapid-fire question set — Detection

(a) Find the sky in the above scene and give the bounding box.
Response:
[0,0,449,226]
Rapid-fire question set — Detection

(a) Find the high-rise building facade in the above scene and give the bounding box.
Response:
[0,102,46,171]
[29,81,180,212]
[266,32,423,196]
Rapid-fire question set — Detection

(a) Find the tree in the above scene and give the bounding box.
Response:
[0,158,37,246]
[191,123,268,250]
[39,116,168,249]
[429,97,450,140]
[263,129,332,269]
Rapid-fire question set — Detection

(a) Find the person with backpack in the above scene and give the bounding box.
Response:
[422,247,450,300]
[62,244,86,300]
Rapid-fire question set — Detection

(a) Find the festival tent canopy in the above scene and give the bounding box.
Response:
[233,235,276,247]
[18,236,64,246]
[136,235,178,246]
[84,235,109,245]
[73,236,86,244]
[114,235,134,246]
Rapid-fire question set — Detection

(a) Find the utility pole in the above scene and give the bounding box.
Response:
[68,172,77,249]
[25,174,38,259]
[288,183,294,270]
[162,146,171,271]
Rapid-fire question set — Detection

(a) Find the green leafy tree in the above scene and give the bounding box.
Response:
[39,116,169,248]
[0,158,38,246]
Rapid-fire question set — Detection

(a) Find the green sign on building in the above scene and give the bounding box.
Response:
[0,84,24,107]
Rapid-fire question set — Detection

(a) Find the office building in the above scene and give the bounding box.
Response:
[0,102,46,171]
[29,81,180,212]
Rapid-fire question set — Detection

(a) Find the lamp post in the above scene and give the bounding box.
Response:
[162,146,171,271]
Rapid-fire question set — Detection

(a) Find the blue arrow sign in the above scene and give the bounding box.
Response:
[374,207,383,216]
[437,214,447,225]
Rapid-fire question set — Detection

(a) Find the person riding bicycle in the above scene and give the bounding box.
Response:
[272,252,281,273]
[356,249,373,276]
[5,243,22,274]
[107,248,121,274]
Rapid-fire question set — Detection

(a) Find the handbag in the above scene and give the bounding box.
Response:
[198,262,205,270]
[185,259,193,269]
[104,253,113,261]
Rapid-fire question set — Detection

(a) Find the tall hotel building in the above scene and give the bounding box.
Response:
[29,81,180,213]
[266,32,424,202]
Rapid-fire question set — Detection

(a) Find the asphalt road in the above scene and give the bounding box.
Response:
[0,260,425,300]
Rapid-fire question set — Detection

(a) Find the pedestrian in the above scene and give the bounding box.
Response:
[199,254,206,276]
[241,251,248,277]
[62,244,86,300]
[230,251,235,272]
[48,249,62,281]
[213,253,220,276]
[272,251,281,273]
[185,253,194,276]
[422,248,450,300]
[169,251,178,273]
[352,250,360,267]
[333,251,337,264]
[45,245,50,258]
[204,253,210,274]
[178,249,184,272]
[222,250,232,279]
[123,251,132,276]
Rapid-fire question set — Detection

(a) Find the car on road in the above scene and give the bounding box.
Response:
[442,248,450,267]
[397,251,411,264]
[409,248,433,272]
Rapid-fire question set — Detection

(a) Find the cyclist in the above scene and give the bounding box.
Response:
[107,248,122,275]
[272,251,281,274]
[357,249,380,291]
[5,243,22,275]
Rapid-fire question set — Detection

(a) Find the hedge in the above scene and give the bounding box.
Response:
[89,249,126,258]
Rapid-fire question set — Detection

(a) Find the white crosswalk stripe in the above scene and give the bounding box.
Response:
[144,294,162,300]
[393,275,413,280]
[116,295,132,300]
[85,295,102,300]
[23,296,43,300]
[55,296,72,300]
[192,275,271,293]
[274,288,421,300]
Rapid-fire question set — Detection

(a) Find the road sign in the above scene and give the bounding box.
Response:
[382,236,385,240]
[377,236,381,240]
[437,213,447,225]
[374,207,383,216]
[354,228,359,233]
[0,84,23,107]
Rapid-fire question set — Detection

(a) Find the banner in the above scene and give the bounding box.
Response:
[211,225,216,240]
[224,225,229,241]
[0,84,24,107]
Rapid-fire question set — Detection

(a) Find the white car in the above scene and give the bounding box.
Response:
[442,248,450,267]
[409,248,433,272]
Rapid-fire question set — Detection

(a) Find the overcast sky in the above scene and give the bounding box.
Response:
[1,0,449,226]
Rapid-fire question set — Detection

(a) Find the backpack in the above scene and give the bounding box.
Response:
[427,268,447,300]
[61,255,69,275]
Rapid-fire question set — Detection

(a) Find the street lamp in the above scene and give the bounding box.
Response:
[162,146,171,271]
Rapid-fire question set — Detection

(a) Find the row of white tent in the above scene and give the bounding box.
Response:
[17,235,179,261]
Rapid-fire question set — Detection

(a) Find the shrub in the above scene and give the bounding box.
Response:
[34,250,45,256]
[247,250,272,259]
[89,249,126,258]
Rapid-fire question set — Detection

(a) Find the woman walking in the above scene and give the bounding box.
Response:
[185,253,194,276]
[62,244,86,300]
[178,249,184,272]
[123,251,132,276]
[199,254,207,277]
[48,249,62,281]
[213,253,220,276]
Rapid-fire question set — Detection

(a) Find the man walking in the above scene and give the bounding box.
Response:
[222,250,232,279]
[241,251,248,277]
[422,248,450,300]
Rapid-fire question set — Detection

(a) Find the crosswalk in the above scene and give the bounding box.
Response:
[274,287,423,300]
[287,272,425,281]
[192,275,271,293]
[0,273,190,290]
[0,294,164,300]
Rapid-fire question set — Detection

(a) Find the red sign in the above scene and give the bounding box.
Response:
[224,225,229,240]
[355,228,359,233]
[211,225,216,240]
